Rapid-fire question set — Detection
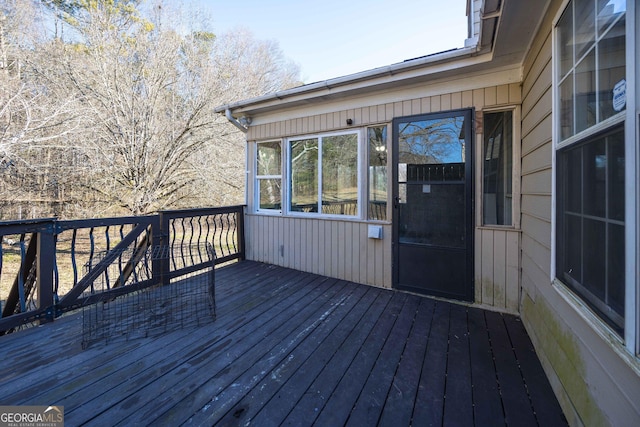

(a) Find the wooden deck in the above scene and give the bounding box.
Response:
[0,261,566,426]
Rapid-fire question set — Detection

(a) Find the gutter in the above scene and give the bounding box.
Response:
[215,44,480,116]
[225,108,248,133]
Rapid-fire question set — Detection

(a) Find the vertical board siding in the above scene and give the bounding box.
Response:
[248,84,518,141]
[474,228,520,314]
[245,214,392,288]
[493,230,507,308]
[246,84,522,305]
[505,231,520,310]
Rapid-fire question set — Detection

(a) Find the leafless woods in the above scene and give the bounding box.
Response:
[0,0,301,218]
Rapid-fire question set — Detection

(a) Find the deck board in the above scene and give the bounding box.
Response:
[412,301,449,425]
[444,303,474,426]
[0,261,566,426]
[467,308,506,426]
[377,297,434,426]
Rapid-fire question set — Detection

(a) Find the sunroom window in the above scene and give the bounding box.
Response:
[555,0,626,334]
[289,132,359,216]
[368,126,388,221]
[256,141,282,211]
[483,111,513,226]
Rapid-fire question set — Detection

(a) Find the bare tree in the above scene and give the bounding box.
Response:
[0,0,302,218]
[0,1,89,218]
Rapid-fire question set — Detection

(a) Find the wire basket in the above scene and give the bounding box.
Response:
[81,244,216,349]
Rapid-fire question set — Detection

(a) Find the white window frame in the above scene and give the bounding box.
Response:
[480,107,521,229]
[285,130,362,219]
[551,0,638,356]
[255,140,283,214]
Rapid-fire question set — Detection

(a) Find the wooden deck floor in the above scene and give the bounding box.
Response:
[0,261,566,426]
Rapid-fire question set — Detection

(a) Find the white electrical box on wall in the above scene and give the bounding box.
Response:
[368,225,383,239]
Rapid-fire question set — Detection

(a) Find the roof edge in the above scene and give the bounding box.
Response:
[214,44,480,115]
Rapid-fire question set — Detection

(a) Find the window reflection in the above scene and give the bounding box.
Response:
[256,141,282,210]
[368,126,387,220]
[289,134,358,215]
[483,111,513,226]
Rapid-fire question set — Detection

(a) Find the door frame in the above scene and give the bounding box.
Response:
[391,109,475,301]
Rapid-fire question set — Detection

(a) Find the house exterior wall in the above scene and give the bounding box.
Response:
[519,0,640,425]
[244,77,522,313]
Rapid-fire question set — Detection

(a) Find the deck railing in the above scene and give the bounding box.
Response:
[0,205,245,334]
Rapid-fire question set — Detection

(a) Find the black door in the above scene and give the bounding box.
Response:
[392,110,473,301]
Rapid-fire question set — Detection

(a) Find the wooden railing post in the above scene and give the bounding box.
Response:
[37,221,56,323]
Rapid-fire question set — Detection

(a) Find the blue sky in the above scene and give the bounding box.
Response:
[196,0,469,83]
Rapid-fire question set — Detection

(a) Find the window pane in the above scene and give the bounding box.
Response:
[290,139,318,212]
[368,127,387,220]
[564,214,583,284]
[608,129,625,221]
[560,76,574,140]
[575,48,597,134]
[322,134,358,215]
[556,0,625,142]
[258,179,281,210]
[575,0,596,60]
[583,218,606,300]
[557,4,574,79]
[566,146,582,212]
[608,223,625,318]
[257,141,281,176]
[482,111,513,225]
[556,123,625,334]
[598,14,626,121]
[597,0,626,36]
[583,138,606,217]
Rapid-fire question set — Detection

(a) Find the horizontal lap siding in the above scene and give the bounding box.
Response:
[520,1,640,425]
[519,3,576,420]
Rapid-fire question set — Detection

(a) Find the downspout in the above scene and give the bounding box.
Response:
[223,108,250,208]
[225,108,248,133]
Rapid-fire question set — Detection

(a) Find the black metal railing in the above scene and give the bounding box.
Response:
[0,205,244,334]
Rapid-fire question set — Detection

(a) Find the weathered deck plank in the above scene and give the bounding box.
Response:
[281,287,394,426]
[467,307,505,425]
[0,261,566,426]
[444,303,474,426]
[377,297,434,426]
[412,301,450,424]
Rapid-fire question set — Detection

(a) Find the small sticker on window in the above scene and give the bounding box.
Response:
[613,79,626,112]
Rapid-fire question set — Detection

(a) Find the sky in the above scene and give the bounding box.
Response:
[195,0,469,84]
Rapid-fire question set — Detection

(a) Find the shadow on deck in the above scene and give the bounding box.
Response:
[0,261,566,426]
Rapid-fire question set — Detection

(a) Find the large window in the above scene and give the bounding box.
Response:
[558,0,626,140]
[256,141,282,211]
[557,126,625,332]
[289,132,359,216]
[483,111,513,226]
[555,0,626,334]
